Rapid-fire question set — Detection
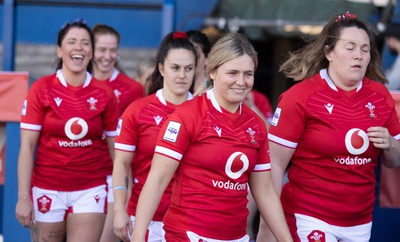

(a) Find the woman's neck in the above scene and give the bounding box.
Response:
[62,69,87,87]
[162,89,188,105]
[327,68,359,91]
[213,90,239,113]
[93,68,113,81]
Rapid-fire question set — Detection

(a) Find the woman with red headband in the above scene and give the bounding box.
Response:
[112,31,197,242]
[258,12,400,242]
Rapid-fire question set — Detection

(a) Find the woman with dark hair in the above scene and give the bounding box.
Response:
[112,31,197,242]
[15,18,119,242]
[258,11,400,242]
[186,30,212,92]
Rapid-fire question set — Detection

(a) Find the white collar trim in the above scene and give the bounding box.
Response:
[320,69,362,92]
[155,89,193,106]
[206,89,242,114]
[56,69,92,88]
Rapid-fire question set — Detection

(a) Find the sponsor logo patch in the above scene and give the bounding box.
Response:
[163,121,181,142]
[270,107,281,127]
[21,100,27,116]
[116,118,123,136]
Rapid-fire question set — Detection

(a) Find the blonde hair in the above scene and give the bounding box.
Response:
[196,32,258,95]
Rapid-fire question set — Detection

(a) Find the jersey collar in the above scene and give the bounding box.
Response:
[320,69,362,92]
[206,89,243,114]
[155,89,193,106]
[56,69,92,88]
[109,69,119,82]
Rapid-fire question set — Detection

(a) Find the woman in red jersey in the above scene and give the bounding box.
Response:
[15,18,119,242]
[112,31,197,242]
[258,12,400,242]
[91,24,144,242]
[186,29,212,92]
[131,32,292,242]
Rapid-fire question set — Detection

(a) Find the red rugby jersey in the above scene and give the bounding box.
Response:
[94,69,144,175]
[269,69,400,226]
[115,89,193,221]
[155,90,270,240]
[21,70,119,191]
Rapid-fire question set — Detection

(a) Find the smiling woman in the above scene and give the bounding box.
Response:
[15,19,119,242]
[91,24,144,242]
[129,32,292,242]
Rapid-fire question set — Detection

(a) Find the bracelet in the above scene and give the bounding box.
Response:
[113,185,127,191]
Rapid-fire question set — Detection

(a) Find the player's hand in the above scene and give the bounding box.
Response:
[367,126,393,150]
[16,197,34,227]
[114,210,131,242]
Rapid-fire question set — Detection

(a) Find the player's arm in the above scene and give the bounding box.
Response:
[131,154,179,242]
[106,136,115,161]
[256,142,295,242]
[16,129,39,227]
[381,137,400,168]
[250,170,292,242]
[112,149,134,241]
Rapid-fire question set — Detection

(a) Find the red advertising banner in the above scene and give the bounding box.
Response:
[0,71,29,122]
[379,91,400,208]
[0,72,29,184]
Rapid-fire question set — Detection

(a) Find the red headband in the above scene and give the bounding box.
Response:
[173,31,188,39]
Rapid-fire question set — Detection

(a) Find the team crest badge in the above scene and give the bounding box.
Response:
[87,97,98,110]
[114,89,121,103]
[365,102,376,119]
[246,127,257,144]
[307,230,325,242]
[37,195,52,214]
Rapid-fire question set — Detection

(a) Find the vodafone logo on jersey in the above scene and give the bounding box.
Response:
[345,128,369,155]
[59,117,92,147]
[212,152,249,191]
[333,128,372,166]
[225,152,249,179]
[65,118,88,140]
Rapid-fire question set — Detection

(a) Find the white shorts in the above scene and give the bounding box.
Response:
[130,215,165,242]
[32,185,107,223]
[295,213,371,242]
[106,175,114,203]
[186,231,249,242]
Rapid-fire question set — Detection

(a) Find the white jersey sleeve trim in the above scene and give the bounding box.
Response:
[115,142,136,152]
[254,163,271,171]
[394,134,400,141]
[155,145,183,161]
[268,133,298,149]
[104,130,117,137]
[20,122,42,131]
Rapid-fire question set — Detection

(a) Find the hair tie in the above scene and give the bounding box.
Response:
[335,11,357,22]
[60,18,88,30]
[173,31,188,39]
